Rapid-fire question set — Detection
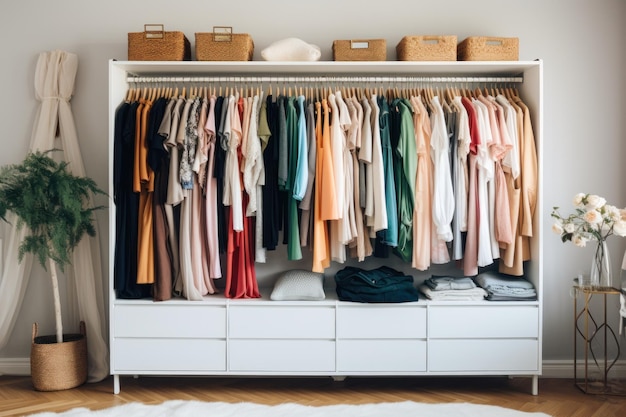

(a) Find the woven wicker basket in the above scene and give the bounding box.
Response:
[396,35,457,61]
[457,36,519,61]
[195,27,254,61]
[332,39,386,61]
[128,24,191,61]
[30,321,87,391]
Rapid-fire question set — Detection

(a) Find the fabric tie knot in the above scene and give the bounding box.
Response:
[41,95,70,102]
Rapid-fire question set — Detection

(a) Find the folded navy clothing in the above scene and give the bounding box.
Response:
[335,266,419,303]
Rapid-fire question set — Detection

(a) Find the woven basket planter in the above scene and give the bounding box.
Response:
[30,321,87,391]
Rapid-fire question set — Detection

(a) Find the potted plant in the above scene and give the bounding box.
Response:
[0,150,105,391]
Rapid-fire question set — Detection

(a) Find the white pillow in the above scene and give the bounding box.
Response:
[261,38,321,61]
[270,269,326,301]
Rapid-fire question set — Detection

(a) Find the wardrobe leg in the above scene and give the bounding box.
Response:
[531,375,539,395]
[332,376,347,382]
[113,374,120,394]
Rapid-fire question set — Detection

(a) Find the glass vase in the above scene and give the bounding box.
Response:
[590,240,612,289]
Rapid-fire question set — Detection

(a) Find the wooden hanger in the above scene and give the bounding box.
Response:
[125,86,134,102]
[445,86,454,104]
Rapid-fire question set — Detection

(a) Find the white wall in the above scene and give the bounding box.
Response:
[0,0,625,373]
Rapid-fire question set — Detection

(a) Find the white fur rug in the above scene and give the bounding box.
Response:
[27,399,552,417]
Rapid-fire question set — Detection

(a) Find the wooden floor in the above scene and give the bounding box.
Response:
[0,375,625,417]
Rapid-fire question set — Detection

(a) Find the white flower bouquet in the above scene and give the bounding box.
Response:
[551,193,626,247]
[552,193,626,288]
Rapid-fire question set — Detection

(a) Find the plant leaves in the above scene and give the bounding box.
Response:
[0,150,106,270]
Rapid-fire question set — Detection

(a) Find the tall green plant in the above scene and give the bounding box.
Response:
[0,150,105,343]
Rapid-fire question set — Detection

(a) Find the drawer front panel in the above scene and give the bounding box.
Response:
[429,306,538,338]
[229,306,335,339]
[337,306,426,338]
[113,338,226,371]
[229,340,335,371]
[428,339,539,372]
[114,305,226,338]
[337,340,426,371]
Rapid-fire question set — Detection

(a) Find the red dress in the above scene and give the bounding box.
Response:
[225,95,260,299]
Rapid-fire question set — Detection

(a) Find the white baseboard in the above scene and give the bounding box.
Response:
[0,357,30,376]
[541,359,626,379]
[2,357,625,379]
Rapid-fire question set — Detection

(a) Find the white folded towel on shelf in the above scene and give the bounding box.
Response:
[418,285,487,301]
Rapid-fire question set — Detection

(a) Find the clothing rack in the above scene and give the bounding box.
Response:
[126,75,523,84]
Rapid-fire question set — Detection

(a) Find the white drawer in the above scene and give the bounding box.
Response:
[114,304,226,338]
[428,339,539,372]
[228,306,335,339]
[337,305,426,338]
[428,306,538,338]
[229,340,335,371]
[337,340,426,372]
[113,338,226,371]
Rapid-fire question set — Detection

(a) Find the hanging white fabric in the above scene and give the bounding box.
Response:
[0,50,108,382]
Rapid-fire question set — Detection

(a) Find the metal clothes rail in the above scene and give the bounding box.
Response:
[126,75,523,84]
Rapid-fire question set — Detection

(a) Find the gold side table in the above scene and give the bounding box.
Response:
[573,285,625,395]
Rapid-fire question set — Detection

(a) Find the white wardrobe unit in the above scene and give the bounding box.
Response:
[108,60,543,395]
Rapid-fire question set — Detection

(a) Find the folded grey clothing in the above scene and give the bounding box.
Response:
[474,271,535,290]
[486,293,537,301]
[419,284,487,301]
[425,276,476,291]
[485,285,536,297]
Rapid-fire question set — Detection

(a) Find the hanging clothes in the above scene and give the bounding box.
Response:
[392,98,416,263]
[262,94,280,251]
[299,98,317,249]
[327,92,347,263]
[451,96,471,262]
[113,100,151,299]
[411,95,432,271]
[203,95,223,279]
[369,94,387,234]
[375,96,398,254]
[134,97,155,285]
[348,95,372,261]
[430,96,454,245]
[499,93,538,276]
[285,96,302,261]
[111,78,538,301]
[148,96,174,301]
[311,99,331,273]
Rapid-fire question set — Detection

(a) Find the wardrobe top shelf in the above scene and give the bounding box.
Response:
[111,59,542,77]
